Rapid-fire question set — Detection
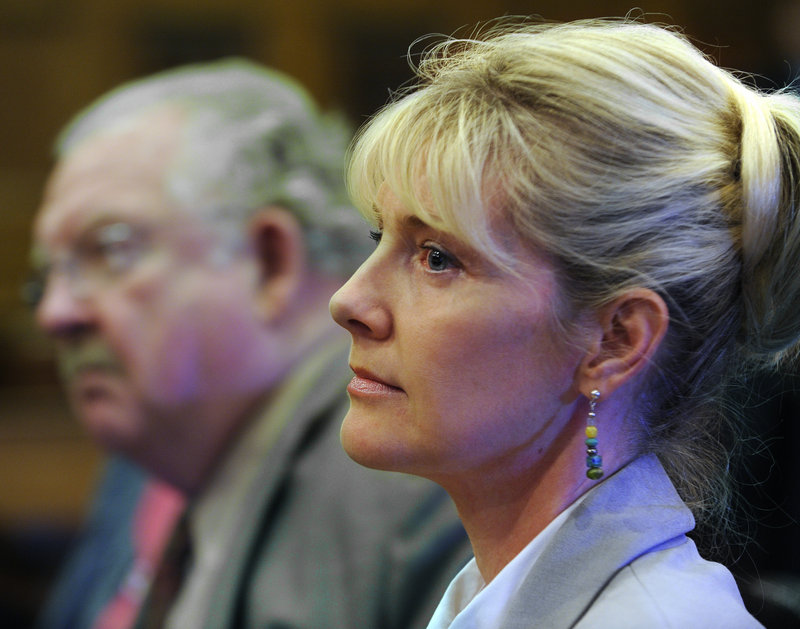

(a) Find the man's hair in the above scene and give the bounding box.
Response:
[58,58,369,277]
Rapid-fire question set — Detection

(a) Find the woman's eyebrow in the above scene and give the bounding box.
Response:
[375,202,450,238]
[402,215,431,231]
[373,207,432,233]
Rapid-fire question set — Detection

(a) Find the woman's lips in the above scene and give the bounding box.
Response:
[347,369,403,396]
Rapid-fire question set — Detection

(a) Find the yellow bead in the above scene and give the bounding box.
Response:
[585,425,598,438]
[587,467,604,480]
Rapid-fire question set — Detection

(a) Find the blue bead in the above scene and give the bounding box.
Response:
[585,438,598,448]
[586,455,602,467]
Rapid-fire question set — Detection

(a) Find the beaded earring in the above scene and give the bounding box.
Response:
[585,389,603,480]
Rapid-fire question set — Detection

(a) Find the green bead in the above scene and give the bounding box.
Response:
[585,437,598,448]
[586,467,604,480]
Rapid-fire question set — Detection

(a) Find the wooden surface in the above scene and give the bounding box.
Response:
[0,386,102,529]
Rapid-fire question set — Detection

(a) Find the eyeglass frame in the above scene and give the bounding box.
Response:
[24,221,164,309]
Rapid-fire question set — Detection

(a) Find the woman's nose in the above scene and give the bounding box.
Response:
[330,259,392,341]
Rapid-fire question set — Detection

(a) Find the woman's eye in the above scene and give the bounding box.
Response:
[369,229,382,244]
[423,245,457,272]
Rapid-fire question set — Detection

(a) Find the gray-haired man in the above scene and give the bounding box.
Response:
[32,59,469,629]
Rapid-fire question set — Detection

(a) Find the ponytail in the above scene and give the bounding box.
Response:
[737,89,800,367]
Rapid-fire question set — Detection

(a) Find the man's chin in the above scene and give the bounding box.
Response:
[67,374,141,452]
[79,410,142,456]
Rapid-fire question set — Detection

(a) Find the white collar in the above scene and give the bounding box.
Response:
[427,492,589,629]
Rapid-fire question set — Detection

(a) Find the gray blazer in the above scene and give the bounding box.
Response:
[170,344,471,629]
[501,455,762,628]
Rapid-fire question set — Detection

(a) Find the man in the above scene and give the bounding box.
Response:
[30,59,470,629]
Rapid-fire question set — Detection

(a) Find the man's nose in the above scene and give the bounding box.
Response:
[35,273,96,339]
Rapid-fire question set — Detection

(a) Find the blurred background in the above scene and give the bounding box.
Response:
[1,0,799,626]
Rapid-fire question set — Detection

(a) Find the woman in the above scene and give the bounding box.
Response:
[330,19,799,627]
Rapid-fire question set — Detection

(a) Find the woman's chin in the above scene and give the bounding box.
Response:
[339,411,414,473]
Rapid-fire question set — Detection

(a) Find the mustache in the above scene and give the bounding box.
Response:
[57,339,124,382]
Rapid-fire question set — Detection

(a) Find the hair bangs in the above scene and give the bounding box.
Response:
[348,86,513,270]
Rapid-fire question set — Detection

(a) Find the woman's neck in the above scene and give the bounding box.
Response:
[453,455,590,581]
[439,409,634,583]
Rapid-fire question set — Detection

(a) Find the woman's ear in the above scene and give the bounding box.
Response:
[577,288,669,398]
[248,206,307,323]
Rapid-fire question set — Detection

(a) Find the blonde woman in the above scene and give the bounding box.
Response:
[329,19,798,628]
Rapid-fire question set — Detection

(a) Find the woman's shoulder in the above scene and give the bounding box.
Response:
[575,536,763,628]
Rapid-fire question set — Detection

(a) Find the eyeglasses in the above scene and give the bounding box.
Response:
[24,222,152,308]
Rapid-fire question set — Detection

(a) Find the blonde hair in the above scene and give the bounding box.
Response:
[348,18,800,534]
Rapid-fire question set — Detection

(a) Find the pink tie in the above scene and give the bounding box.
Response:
[92,481,185,629]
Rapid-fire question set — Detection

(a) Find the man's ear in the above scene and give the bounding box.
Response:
[248,206,306,323]
[577,288,669,398]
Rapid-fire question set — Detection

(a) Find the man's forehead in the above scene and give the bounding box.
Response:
[59,103,187,164]
[35,108,185,246]
[50,106,185,196]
